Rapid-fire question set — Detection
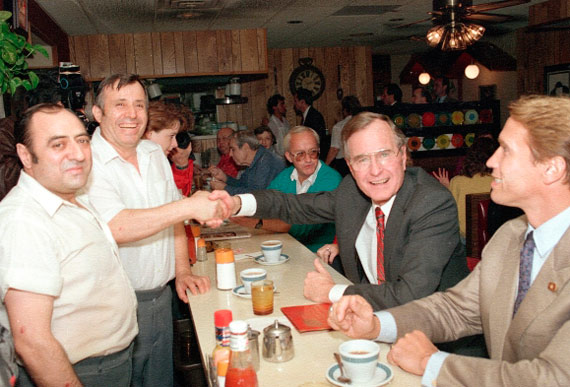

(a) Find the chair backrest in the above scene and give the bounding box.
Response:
[466,193,491,259]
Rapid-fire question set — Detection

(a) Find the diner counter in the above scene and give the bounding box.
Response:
[187,224,420,386]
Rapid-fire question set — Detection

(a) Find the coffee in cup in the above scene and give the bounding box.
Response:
[339,339,379,383]
[260,240,283,263]
[240,268,267,294]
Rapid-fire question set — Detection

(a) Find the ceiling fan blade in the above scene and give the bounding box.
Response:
[393,16,436,29]
[467,0,530,13]
[463,12,512,22]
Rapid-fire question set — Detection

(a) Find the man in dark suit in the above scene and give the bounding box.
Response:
[217,112,468,311]
[294,88,328,160]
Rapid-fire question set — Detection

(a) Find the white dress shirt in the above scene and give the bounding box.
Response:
[268,114,290,156]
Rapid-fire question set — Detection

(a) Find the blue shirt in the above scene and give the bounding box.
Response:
[224,146,285,195]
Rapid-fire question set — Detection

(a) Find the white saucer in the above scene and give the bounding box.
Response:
[231,284,277,299]
[325,362,393,387]
[254,253,289,266]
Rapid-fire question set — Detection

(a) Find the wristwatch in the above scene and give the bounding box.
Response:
[255,219,263,229]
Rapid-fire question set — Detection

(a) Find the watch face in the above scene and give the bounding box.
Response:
[289,65,325,101]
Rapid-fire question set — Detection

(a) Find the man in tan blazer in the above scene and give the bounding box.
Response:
[328,95,570,386]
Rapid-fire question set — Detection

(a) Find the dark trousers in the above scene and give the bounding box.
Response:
[17,342,133,387]
[132,285,174,387]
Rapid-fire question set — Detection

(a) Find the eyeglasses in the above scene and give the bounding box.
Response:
[349,148,400,171]
[290,148,319,162]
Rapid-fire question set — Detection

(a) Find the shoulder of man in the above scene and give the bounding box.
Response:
[268,165,295,189]
[317,162,342,182]
[396,167,456,212]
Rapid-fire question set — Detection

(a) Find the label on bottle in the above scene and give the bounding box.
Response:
[229,329,249,352]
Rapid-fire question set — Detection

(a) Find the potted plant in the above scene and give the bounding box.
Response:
[0,10,48,95]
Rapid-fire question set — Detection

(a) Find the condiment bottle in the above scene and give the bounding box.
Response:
[215,248,236,290]
[225,321,258,387]
[212,310,233,387]
[196,238,208,262]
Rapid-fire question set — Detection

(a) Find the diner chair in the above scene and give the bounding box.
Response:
[465,193,491,271]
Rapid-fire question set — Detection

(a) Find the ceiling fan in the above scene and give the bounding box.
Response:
[396,0,530,50]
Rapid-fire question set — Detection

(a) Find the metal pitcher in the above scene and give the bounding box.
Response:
[262,320,294,362]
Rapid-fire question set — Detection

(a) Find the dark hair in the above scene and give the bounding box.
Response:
[15,103,66,150]
[95,73,148,109]
[254,125,276,145]
[341,96,361,116]
[385,83,402,103]
[295,88,313,105]
[266,94,285,115]
[439,77,452,95]
[461,136,498,177]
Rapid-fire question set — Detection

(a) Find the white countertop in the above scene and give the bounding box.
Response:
[187,224,421,387]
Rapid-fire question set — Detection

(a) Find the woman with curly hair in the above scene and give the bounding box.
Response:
[144,101,194,196]
[433,136,498,240]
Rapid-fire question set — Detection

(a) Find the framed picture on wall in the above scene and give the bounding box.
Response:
[9,0,28,34]
[545,64,570,97]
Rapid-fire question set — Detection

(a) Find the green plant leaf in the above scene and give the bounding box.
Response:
[0,11,11,23]
[28,71,39,88]
[1,82,7,94]
[33,45,49,58]
[22,79,32,90]
[2,47,17,65]
[9,77,23,95]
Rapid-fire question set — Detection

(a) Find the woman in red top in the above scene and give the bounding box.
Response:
[145,101,194,196]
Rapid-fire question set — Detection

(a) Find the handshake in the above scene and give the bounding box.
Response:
[181,189,241,227]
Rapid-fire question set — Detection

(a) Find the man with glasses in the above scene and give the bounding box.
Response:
[233,126,341,252]
[210,129,284,194]
[215,112,468,312]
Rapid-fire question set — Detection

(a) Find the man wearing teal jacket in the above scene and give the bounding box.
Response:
[267,126,341,252]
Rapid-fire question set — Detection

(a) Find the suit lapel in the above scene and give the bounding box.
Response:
[487,224,524,359]
[503,228,570,359]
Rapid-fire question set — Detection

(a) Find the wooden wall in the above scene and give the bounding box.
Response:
[217,46,374,132]
[517,0,570,94]
[69,28,267,80]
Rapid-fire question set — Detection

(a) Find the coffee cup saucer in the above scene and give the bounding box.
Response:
[232,284,277,299]
[254,253,289,266]
[325,362,393,387]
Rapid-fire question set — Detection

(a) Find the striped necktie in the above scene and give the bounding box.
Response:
[513,231,535,316]
[375,207,385,283]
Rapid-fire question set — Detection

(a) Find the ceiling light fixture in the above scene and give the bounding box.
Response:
[464,64,480,79]
[418,72,431,85]
[426,11,485,51]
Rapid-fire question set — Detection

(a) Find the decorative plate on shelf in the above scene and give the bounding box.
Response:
[465,133,476,147]
[422,112,436,127]
[406,113,422,128]
[407,136,421,151]
[479,109,493,123]
[392,114,405,129]
[437,112,450,126]
[451,111,464,125]
[436,134,451,149]
[451,133,464,148]
[464,109,479,124]
[422,137,435,150]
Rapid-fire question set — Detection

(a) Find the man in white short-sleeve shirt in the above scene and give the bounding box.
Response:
[0,104,138,387]
[87,74,225,387]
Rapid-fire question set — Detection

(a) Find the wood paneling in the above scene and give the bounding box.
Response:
[217,46,374,133]
[69,28,268,80]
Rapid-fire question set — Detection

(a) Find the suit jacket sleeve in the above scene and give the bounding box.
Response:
[344,181,464,310]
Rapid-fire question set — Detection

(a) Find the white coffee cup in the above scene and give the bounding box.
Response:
[339,339,380,383]
[240,268,267,294]
[260,240,283,263]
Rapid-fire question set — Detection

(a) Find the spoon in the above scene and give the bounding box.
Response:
[334,352,351,384]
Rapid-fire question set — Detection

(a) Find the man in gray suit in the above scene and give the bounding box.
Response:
[215,111,468,311]
[328,95,570,386]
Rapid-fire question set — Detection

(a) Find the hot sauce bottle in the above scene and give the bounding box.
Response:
[212,310,233,387]
[225,320,258,387]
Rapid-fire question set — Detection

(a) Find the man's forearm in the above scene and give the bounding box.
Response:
[174,221,192,277]
[16,335,82,387]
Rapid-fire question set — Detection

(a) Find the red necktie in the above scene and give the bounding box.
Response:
[375,207,385,283]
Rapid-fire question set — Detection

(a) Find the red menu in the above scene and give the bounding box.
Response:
[281,303,332,333]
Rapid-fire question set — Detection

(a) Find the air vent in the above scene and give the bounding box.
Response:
[332,5,400,16]
[167,0,221,9]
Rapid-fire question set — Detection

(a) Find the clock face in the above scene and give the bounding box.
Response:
[289,65,325,101]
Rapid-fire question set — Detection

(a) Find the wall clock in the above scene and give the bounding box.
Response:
[289,57,325,101]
